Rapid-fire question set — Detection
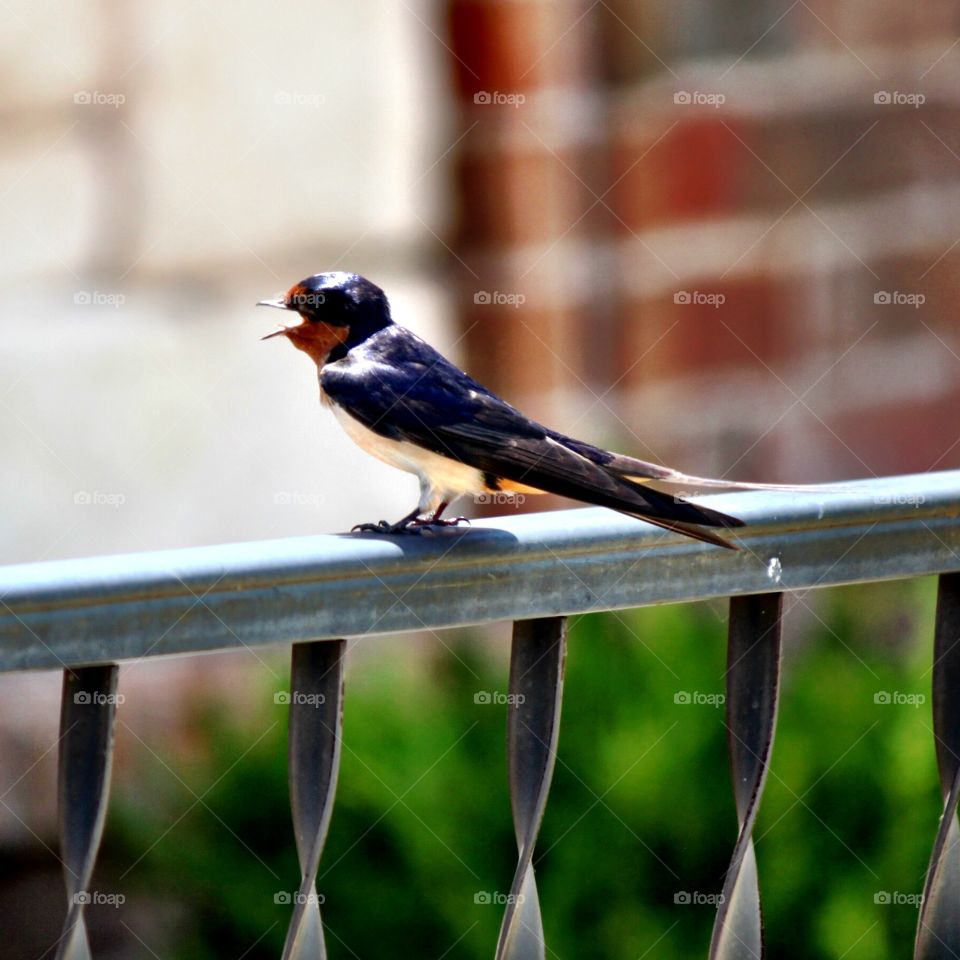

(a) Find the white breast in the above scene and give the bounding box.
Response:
[329,402,486,508]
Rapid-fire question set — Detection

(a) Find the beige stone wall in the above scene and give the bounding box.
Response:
[0,0,458,566]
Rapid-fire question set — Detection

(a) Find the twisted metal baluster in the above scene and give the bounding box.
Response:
[916,572,960,959]
[496,617,566,960]
[57,665,120,960]
[281,640,345,960]
[710,593,783,960]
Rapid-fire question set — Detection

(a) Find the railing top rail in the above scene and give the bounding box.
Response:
[2,470,959,673]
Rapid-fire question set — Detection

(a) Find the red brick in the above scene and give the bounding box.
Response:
[611,116,742,228]
[831,389,960,475]
[448,1,585,97]
[455,147,584,246]
[616,277,795,387]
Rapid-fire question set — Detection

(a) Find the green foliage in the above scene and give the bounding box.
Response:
[109,577,942,958]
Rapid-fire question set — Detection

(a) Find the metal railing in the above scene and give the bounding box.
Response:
[3,469,960,959]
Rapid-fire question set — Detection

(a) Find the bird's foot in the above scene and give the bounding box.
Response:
[405,516,471,535]
[351,515,471,535]
[351,519,414,534]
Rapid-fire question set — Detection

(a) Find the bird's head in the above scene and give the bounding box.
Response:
[258,272,392,364]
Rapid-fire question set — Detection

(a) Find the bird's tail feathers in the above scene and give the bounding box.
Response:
[620,481,744,530]
[606,452,862,494]
[625,511,741,550]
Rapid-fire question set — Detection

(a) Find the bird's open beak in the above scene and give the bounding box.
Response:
[261,327,292,340]
[258,297,298,340]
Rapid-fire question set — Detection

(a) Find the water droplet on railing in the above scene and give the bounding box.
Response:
[766,556,782,584]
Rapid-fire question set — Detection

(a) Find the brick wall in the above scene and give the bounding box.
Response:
[447,1,960,486]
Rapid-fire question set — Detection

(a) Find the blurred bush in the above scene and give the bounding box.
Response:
[108,576,940,959]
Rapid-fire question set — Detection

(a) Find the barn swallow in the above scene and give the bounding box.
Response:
[260,273,781,549]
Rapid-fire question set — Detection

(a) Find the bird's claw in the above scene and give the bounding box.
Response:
[351,516,471,535]
[407,516,471,535]
[351,520,399,533]
[414,516,470,528]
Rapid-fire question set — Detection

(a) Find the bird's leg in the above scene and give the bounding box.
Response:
[410,501,470,529]
[352,506,423,534]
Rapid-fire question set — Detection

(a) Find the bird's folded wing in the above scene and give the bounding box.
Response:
[321,350,740,531]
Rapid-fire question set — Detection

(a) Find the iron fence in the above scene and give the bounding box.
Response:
[2,469,960,959]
